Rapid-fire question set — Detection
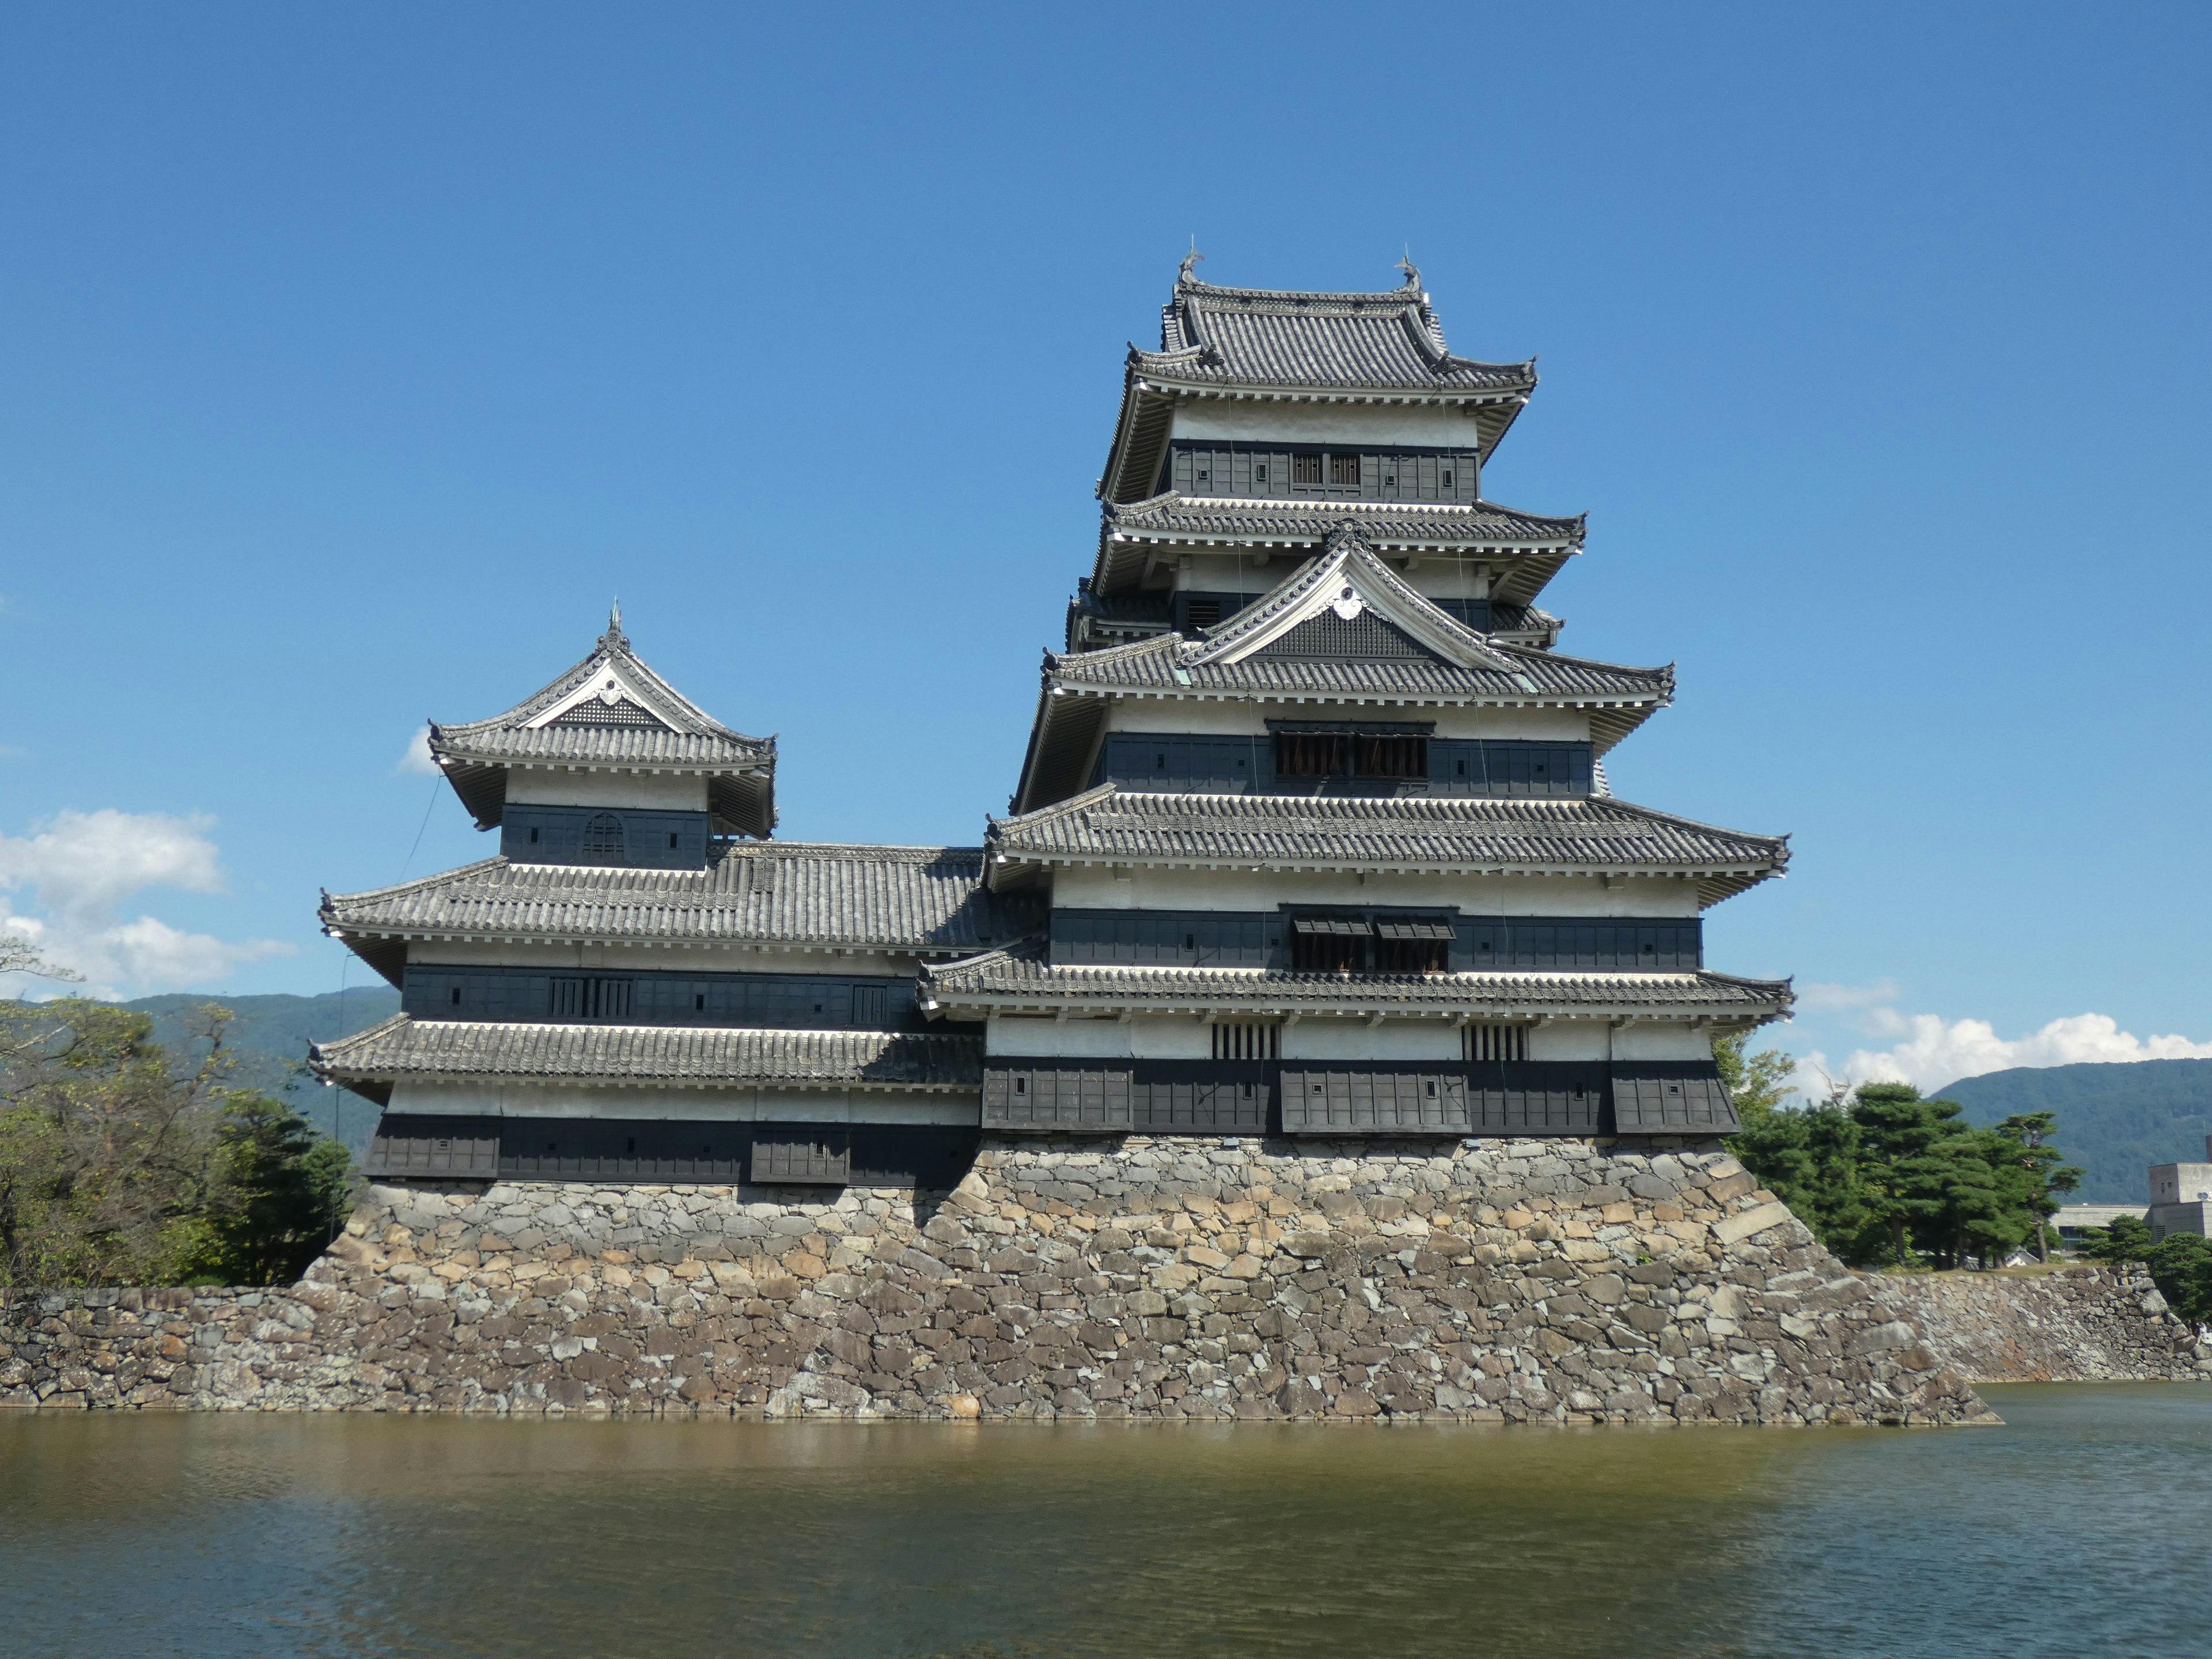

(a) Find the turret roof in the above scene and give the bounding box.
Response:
[1140,268,1536,396]
[312,1016,982,1104]
[320,842,1018,985]
[1095,493,1580,605]
[987,787,1786,907]
[921,937,1793,1024]
[429,608,777,838]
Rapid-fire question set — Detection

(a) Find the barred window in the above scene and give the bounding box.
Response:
[579,812,626,863]
[1328,453,1360,486]
[1291,453,1323,485]
[1211,1021,1281,1060]
[1466,1024,1529,1063]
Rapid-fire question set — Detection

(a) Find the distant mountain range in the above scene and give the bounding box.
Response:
[99,994,2212,1200]
[121,987,401,1155]
[1944,1059,2212,1202]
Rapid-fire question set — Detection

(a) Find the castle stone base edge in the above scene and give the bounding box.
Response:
[7,1135,2115,1425]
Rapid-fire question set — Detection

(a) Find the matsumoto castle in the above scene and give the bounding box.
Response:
[317,260,1793,1186]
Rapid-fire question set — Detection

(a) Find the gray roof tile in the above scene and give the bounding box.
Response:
[1139,275,1537,395]
[322,843,1013,957]
[1105,493,1583,548]
[988,789,1787,904]
[922,938,1792,1019]
[312,1015,982,1090]
[430,613,777,836]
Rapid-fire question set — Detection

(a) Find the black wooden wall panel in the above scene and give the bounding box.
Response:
[1457,918,1702,972]
[1049,909,1279,968]
[1279,1069,1470,1134]
[1092,734,1595,800]
[365,1117,503,1177]
[1467,1063,1609,1135]
[753,1131,851,1185]
[1048,910,1699,972]
[1608,1063,1739,1133]
[501,806,713,870]
[366,1115,978,1188]
[982,1066,1135,1132]
[402,965,923,1029]
[1168,441,1480,503]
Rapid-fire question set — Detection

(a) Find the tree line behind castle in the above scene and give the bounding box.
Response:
[1720,1036,2212,1323]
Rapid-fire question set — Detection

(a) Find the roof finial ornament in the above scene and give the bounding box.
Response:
[1397,247,1421,290]
[1179,237,1205,285]
[601,598,627,652]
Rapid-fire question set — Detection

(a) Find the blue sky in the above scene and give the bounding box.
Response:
[3,4,2208,1093]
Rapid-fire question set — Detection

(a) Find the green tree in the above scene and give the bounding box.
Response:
[2146,1234,2212,1328]
[1719,1037,1876,1261]
[181,1096,357,1286]
[1990,1112,2082,1264]
[1849,1084,1961,1267]
[0,998,354,1289]
[2080,1213,2154,1264]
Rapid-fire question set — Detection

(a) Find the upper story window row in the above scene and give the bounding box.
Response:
[401,964,926,1031]
[501,805,714,870]
[1162,441,1481,504]
[1048,908,1702,975]
[1096,732,1593,799]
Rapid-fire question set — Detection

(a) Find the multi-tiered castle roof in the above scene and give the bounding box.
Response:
[316,258,1790,1183]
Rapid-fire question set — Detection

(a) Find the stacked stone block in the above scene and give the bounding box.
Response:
[0,1139,2070,1424]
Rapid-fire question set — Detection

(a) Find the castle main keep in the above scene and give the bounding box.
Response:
[279,262,1988,1423]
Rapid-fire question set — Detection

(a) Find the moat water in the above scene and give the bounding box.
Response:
[2,1385,2206,1658]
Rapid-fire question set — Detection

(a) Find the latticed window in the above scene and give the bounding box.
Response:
[1275,731,1347,777]
[1328,452,1360,486]
[579,812,626,863]
[1353,733,1426,778]
[1211,1021,1281,1060]
[1291,452,1323,485]
[1466,1024,1529,1063]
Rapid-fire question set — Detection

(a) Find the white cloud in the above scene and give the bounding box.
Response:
[1785,983,2212,1097]
[396,726,441,776]
[0,810,292,999]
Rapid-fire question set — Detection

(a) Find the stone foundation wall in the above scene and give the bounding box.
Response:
[2,1137,1996,1424]
[1884,1266,2210,1382]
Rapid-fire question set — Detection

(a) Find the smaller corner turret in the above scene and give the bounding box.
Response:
[425,607,777,868]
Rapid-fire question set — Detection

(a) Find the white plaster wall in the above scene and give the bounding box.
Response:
[1047,865,1703,918]
[405,940,925,976]
[505,770,711,810]
[984,1014,1134,1059]
[1107,700,1267,737]
[1281,1019,1463,1061]
[1171,402,1490,446]
[385,1081,978,1125]
[1612,1022,1719,1062]
[1529,1022,1612,1062]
